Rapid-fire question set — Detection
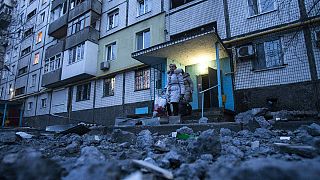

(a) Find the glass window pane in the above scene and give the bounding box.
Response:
[144,30,150,48]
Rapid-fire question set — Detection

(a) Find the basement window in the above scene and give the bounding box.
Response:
[103,77,115,97]
[252,39,284,70]
[171,0,195,9]
[135,68,150,91]
[76,83,91,102]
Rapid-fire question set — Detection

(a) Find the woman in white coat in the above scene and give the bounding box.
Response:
[166,64,185,116]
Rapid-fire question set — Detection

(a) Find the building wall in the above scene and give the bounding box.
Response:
[310,25,320,79]
[50,88,68,114]
[234,31,311,90]
[164,0,227,39]
[127,0,162,26]
[98,13,166,75]
[227,0,300,37]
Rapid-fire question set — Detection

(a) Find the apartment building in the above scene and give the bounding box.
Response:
[0,0,319,128]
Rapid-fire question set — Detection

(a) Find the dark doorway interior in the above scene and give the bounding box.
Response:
[197,67,219,109]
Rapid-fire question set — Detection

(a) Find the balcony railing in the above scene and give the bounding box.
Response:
[65,27,99,50]
[48,14,68,39]
[68,0,101,22]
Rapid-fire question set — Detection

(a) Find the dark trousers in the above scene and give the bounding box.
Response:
[167,102,179,116]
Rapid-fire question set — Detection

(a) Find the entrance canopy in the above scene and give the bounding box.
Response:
[131,30,229,66]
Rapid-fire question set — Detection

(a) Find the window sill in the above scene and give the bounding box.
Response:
[102,94,114,98]
[252,64,287,72]
[107,26,118,31]
[247,9,277,19]
[136,11,152,18]
[134,88,150,92]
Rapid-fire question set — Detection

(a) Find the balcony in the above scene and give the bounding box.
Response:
[48,14,68,39]
[65,27,99,50]
[61,41,98,82]
[45,40,65,59]
[42,68,62,88]
[68,0,102,22]
[51,0,67,11]
[0,5,12,28]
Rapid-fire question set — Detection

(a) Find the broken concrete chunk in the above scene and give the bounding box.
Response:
[0,132,18,144]
[199,117,208,124]
[254,128,274,139]
[176,126,193,135]
[58,124,91,136]
[251,141,260,150]
[188,129,221,157]
[76,146,106,166]
[132,160,173,179]
[254,116,272,129]
[220,128,232,137]
[111,129,136,144]
[136,130,153,149]
[15,132,33,139]
[274,143,318,158]
[235,108,268,124]
[306,123,320,137]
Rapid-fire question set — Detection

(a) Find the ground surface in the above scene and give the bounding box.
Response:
[1,109,320,180]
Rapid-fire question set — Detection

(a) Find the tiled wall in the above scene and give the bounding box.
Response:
[228,0,300,37]
[234,31,311,90]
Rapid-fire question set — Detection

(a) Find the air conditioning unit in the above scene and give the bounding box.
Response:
[100,61,110,71]
[237,45,255,60]
[316,31,320,48]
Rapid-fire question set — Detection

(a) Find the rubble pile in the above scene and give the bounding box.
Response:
[0,114,320,179]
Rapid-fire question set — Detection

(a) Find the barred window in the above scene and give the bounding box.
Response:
[253,39,283,70]
[103,77,115,97]
[76,83,91,101]
[135,68,150,91]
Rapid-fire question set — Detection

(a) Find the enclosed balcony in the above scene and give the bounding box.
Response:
[0,4,12,28]
[68,0,102,22]
[48,0,69,39]
[61,40,98,82]
[65,26,99,50]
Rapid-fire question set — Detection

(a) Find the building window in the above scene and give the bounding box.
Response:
[18,66,28,76]
[136,29,150,50]
[42,0,47,5]
[137,0,151,16]
[24,27,34,38]
[41,98,47,108]
[171,0,195,9]
[27,9,37,20]
[44,53,61,73]
[135,68,150,90]
[8,84,12,95]
[21,46,31,56]
[252,39,283,70]
[76,83,91,102]
[105,42,117,61]
[15,87,25,96]
[51,2,68,22]
[107,10,119,30]
[67,13,89,36]
[27,101,33,110]
[103,77,115,97]
[31,74,37,87]
[36,32,43,43]
[68,43,85,64]
[34,53,40,65]
[40,12,45,23]
[0,87,4,98]
[248,0,276,16]
[70,0,85,10]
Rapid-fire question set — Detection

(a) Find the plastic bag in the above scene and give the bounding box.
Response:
[153,95,167,117]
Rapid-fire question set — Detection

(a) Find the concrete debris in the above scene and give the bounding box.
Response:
[111,129,136,144]
[198,117,208,124]
[1,116,320,179]
[254,116,272,129]
[140,117,160,126]
[176,126,194,135]
[168,116,181,124]
[15,132,33,139]
[136,130,153,149]
[235,108,268,124]
[132,160,174,179]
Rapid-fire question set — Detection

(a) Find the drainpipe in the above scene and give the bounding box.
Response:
[215,42,223,108]
[2,102,7,128]
[92,80,97,124]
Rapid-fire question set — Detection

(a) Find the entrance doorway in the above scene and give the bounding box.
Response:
[197,67,219,109]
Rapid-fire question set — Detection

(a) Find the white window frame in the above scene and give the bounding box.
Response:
[247,0,277,17]
[137,0,151,16]
[105,42,117,61]
[44,53,62,74]
[31,74,37,87]
[107,10,119,30]
[68,43,85,65]
[136,29,150,50]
